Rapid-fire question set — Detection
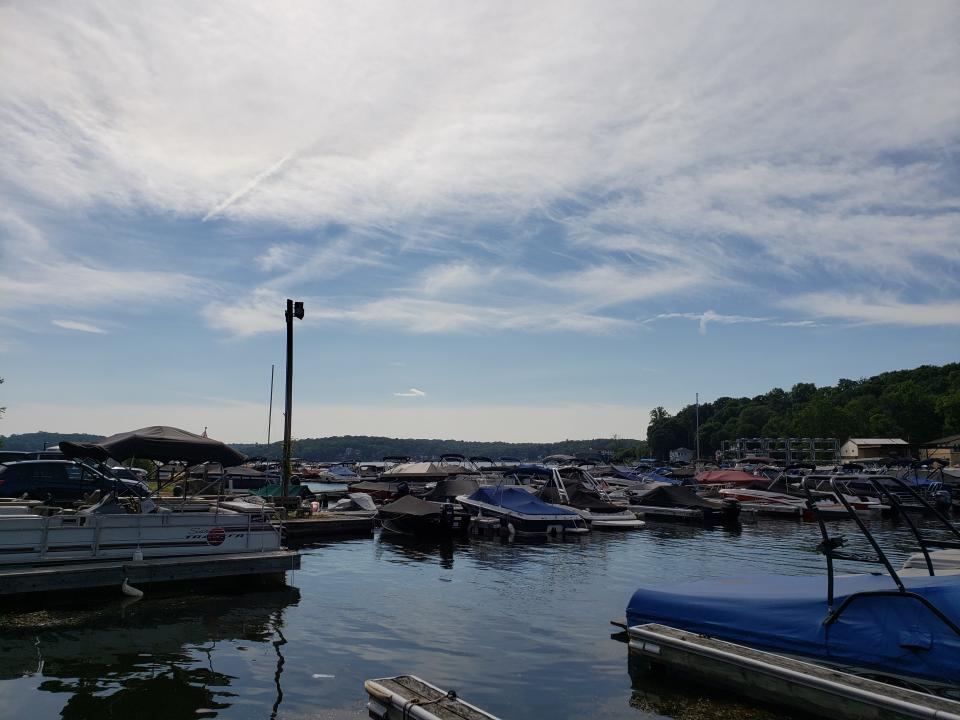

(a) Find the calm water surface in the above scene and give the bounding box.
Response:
[0,517,948,720]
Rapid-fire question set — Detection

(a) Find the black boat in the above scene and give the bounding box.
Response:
[378,476,480,536]
[627,482,740,524]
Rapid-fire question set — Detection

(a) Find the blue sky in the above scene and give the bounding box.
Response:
[1,2,958,443]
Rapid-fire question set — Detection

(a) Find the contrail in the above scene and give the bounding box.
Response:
[203,152,294,221]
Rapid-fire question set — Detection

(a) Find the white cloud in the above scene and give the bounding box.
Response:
[1,1,957,335]
[0,210,205,317]
[394,388,426,397]
[783,293,960,327]
[52,319,107,334]
[645,310,773,335]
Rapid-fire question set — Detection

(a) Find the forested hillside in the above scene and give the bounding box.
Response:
[646,363,960,459]
[233,436,639,462]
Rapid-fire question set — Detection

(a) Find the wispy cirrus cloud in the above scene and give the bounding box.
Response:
[52,319,107,334]
[1,1,958,341]
[644,311,772,335]
[394,388,426,398]
[783,293,960,327]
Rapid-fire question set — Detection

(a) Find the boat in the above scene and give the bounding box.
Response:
[628,482,740,525]
[377,477,480,537]
[536,467,644,529]
[0,430,284,566]
[625,474,960,690]
[456,486,589,538]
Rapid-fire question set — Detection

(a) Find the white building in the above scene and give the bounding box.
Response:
[669,447,693,463]
[839,438,909,460]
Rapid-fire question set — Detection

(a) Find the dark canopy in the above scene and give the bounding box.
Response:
[60,425,246,466]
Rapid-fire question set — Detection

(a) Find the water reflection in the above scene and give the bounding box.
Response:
[375,534,459,569]
[626,653,797,720]
[0,588,300,720]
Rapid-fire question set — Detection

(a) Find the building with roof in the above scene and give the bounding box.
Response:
[669,447,693,463]
[922,433,960,465]
[839,438,909,460]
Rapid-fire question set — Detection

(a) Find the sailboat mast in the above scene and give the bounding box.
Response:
[267,363,275,446]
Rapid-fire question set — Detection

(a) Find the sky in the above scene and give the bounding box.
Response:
[1,1,958,444]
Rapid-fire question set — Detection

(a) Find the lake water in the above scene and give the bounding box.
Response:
[0,517,949,720]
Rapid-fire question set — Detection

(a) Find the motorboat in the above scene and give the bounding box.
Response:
[628,482,740,525]
[378,476,479,536]
[536,467,644,530]
[626,474,960,690]
[456,486,589,538]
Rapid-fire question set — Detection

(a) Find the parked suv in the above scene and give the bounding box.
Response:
[0,460,150,505]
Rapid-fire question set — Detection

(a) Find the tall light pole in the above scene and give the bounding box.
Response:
[282,299,304,499]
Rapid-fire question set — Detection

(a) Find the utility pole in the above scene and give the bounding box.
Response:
[282,299,304,499]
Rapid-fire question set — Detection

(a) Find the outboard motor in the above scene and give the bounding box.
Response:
[441,502,455,529]
[396,481,410,498]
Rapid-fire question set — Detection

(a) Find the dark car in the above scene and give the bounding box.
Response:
[0,451,31,463]
[0,460,150,505]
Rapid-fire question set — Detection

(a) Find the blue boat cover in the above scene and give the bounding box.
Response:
[466,486,579,516]
[627,572,960,683]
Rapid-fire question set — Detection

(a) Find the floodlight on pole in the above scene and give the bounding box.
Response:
[282,298,303,499]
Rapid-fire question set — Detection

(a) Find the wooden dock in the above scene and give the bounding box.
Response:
[279,513,375,546]
[365,675,501,720]
[0,550,300,599]
[628,623,960,720]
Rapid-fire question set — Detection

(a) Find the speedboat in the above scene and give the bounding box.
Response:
[628,482,740,525]
[378,477,479,536]
[456,486,589,538]
[536,467,644,529]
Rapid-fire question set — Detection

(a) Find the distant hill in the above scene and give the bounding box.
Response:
[233,436,640,462]
[0,430,638,463]
[647,362,960,459]
[0,431,105,451]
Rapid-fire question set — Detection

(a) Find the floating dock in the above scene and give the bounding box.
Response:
[0,550,300,599]
[279,513,375,545]
[628,623,960,720]
[365,675,501,720]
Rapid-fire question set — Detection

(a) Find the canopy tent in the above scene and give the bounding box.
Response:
[60,425,246,466]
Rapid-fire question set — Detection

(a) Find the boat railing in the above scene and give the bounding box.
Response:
[803,475,960,615]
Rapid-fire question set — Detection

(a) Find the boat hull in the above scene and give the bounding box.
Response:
[456,496,589,537]
[0,511,282,566]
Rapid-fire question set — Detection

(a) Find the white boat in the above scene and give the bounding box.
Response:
[536,466,644,530]
[0,495,282,566]
[0,430,284,567]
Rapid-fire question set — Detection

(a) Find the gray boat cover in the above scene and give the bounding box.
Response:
[379,495,443,518]
[426,476,480,500]
[630,482,722,510]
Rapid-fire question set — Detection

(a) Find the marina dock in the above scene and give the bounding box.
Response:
[280,513,375,545]
[0,550,300,599]
[628,623,960,720]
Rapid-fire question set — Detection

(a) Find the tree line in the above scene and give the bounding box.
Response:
[645,362,960,460]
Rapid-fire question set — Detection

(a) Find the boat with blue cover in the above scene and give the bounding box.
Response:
[626,474,960,690]
[456,486,589,538]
